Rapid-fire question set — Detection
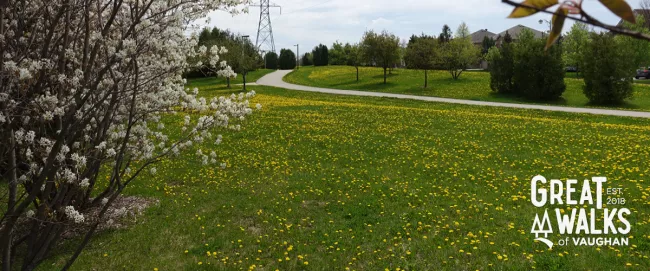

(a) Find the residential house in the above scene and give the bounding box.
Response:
[468,25,546,69]
[470,29,497,46]
[494,24,546,46]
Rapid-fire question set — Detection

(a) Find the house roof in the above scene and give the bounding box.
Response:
[470,29,497,44]
[496,24,546,40]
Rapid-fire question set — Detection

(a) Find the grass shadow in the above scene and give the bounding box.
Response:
[487,92,570,106]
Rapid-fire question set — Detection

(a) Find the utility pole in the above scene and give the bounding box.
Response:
[294,44,299,70]
[241,35,250,91]
[250,1,281,53]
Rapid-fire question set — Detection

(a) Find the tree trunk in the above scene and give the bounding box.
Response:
[2,128,17,271]
[356,67,359,82]
[383,67,387,84]
[227,77,231,88]
[424,70,428,88]
[243,73,247,91]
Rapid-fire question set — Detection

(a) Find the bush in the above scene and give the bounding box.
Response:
[264,52,278,69]
[302,52,313,66]
[513,30,566,100]
[312,44,329,66]
[278,49,296,69]
[486,44,514,94]
[582,33,635,105]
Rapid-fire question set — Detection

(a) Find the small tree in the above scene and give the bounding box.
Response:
[264,52,279,69]
[438,37,480,80]
[361,30,401,84]
[563,22,590,77]
[481,36,496,55]
[0,0,255,269]
[192,27,258,88]
[616,15,650,69]
[455,22,471,39]
[486,42,515,94]
[279,49,297,69]
[582,33,635,104]
[405,35,438,87]
[513,29,566,100]
[503,31,513,44]
[346,44,364,82]
[329,41,346,65]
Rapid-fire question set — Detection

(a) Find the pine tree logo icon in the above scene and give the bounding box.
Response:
[531,209,554,249]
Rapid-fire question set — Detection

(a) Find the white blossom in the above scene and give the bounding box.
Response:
[19,68,32,80]
[79,178,90,188]
[64,206,85,224]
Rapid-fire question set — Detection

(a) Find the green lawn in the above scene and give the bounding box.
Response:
[42,79,650,270]
[285,66,650,111]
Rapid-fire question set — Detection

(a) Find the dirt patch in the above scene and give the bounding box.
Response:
[301,200,327,208]
[61,196,159,239]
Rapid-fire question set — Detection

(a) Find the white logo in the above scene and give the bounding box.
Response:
[531,209,554,248]
[530,176,631,249]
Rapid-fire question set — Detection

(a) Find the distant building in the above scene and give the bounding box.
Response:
[494,24,546,46]
[470,29,497,46]
[468,25,546,70]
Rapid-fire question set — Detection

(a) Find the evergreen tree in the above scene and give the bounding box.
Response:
[279,49,297,69]
[438,25,452,43]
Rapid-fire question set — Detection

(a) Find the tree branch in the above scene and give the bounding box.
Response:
[501,0,650,41]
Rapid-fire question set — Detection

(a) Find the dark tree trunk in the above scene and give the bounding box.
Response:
[424,70,428,88]
[227,77,231,88]
[356,67,359,82]
[243,73,247,91]
[383,67,387,84]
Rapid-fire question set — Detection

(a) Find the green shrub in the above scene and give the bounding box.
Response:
[278,49,296,70]
[513,30,566,101]
[582,33,635,105]
[312,44,329,66]
[486,44,514,94]
[264,52,279,69]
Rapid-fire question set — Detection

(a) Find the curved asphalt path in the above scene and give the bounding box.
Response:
[257,70,650,119]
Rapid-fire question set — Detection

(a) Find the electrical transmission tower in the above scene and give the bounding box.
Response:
[250,0,281,53]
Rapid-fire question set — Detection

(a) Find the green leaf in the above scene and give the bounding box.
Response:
[599,0,636,24]
[508,0,559,18]
[545,6,568,50]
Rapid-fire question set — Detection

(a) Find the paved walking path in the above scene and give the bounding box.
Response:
[257,70,650,119]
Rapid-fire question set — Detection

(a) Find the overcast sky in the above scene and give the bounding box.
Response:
[198,0,646,55]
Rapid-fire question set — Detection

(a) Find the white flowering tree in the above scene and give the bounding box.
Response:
[0,0,258,269]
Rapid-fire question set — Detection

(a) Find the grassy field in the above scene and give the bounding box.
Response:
[285,66,650,111]
[41,79,650,270]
